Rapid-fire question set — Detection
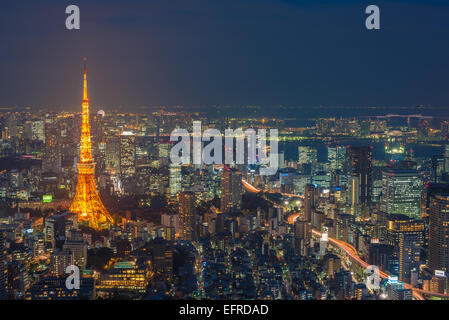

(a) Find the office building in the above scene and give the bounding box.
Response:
[347,146,372,206]
[220,168,242,214]
[381,169,421,219]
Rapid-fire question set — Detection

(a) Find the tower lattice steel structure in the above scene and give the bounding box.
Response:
[70,58,113,230]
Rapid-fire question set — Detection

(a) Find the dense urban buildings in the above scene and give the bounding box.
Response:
[381,169,421,219]
[1,65,449,301]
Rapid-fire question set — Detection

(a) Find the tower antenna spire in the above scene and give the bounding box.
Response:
[83,57,88,101]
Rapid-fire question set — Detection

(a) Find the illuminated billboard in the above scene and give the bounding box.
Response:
[435,270,446,277]
[42,195,53,203]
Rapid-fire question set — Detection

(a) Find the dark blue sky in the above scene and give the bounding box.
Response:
[1,0,449,110]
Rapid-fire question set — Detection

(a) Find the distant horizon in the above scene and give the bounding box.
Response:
[0,104,445,111]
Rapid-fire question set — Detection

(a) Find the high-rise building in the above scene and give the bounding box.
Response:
[278,151,285,169]
[328,145,345,171]
[387,281,413,300]
[31,120,45,142]
[50,250,73,276]
[323,253,342,277]
[368,243,394,271]
[348,175,360,215]
[119,131,136,176]
[298,146,317,165]
[441,121,449,137]
[444,144,449,174]
[381,169,421,219]
[304,183,317,221]
[169,164,182,197]
[330,270,354,300]
[43,211,79,250]
[161,213,179,237]
[43,114,61,174]
[424,183,449,217]
[431,155,445,183]
[429,194,449,272]
[385,214,424,282]
[105,136,120,173]
[7,261,30,298]
[63,239,88,270]
[70,59,113,230]
[149,237,173,281]
[347,146,372,206]
[179,191,196,241]
[7,113,19,138]
[220,168,242,214]
[298,146,317,174]
[44,217,56,249]
[158,142,171,167]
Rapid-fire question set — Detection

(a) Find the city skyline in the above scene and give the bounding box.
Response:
[3,0,449,306]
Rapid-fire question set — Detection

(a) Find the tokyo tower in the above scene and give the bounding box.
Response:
[70,58,113,230]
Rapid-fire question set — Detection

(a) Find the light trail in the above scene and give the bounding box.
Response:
[242,179,261,193]
[241,182,449,300]
[288,213,300,224]
[242,179,304,199]
[310,229,425,300]
[287,213,448,300]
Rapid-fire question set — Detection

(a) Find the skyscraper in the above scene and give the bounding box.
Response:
[50,251,73,276]
[220,168,242,214]
[381,169,421,219]
[304,183,317,221]
[298,146,317,165]
[169,164,182,197]
[444,144,449,174]
[348,175,360,215]
[429,194,449,272]
[63,239,88,270]
[298,146,317,174]
[328,145,345,171]
[43,114,61,174]
[70,59,114,230]
[385,214,424,282]
[31,119,45,142]
[179,191,196,241]
[149,238,173,281]
[424,183,449,217]
[431,155,445,183]
[347,146,372,206]
[119,131,136,176]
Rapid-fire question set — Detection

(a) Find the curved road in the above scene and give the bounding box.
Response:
[310,229,424,300]
[243,179,449,299]
[242,179,304,199]
[311,227,449,300]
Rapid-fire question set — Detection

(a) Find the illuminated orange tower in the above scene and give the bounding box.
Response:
[70,58,113,230]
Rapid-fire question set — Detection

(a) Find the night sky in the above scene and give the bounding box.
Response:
[1,0,449,110]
